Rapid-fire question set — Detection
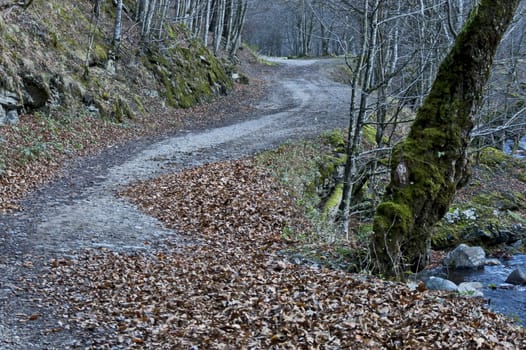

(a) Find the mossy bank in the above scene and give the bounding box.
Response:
[0,1,233,122]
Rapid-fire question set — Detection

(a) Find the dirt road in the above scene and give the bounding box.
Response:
[0,58,350,348]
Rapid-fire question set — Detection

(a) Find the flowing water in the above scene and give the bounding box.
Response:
[445,254,526,326]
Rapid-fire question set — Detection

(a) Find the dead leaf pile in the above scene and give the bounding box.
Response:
[0,75,265,213]
[40,159,526,348]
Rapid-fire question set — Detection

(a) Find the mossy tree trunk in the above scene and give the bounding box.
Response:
[370,0,520,278]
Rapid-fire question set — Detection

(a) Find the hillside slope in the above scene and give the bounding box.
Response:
[0,0,244,211]
[0,1,232,120]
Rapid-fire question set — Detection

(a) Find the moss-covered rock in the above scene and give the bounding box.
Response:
[431,190,526,250]
[323,129,346,153]
[111,97,134,123]
[322,182,343,221]
[478,147,512,167]
[145,38,232,109]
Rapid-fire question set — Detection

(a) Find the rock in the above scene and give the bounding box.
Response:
[142,89,159,98]
[458,282,484,297]
[22,73,51,109]
[444,244,486,269]
[484,258,502,266]
[465,225,524,247]
[0,90,20,108]
[106,59,116,75]
[425,277,458,291]
[232,73,249,84]
[519,135,526,151]
[505,268,526,285]
[503,139,514,155]
[6,110,18,125]
[87,105,100,117]
[1,109,19,126]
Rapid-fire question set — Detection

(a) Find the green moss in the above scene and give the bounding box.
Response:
[478,147,510,167]
[132,95,146,114]
[431,188,526,249]
[362,125,377,145]
[145,43,231,109]
[160,70,177,107]
[93,43,108,62]
[111,97,134,123]
[323,129,345,152]
[322,183,343,220]
[373,201,413,236]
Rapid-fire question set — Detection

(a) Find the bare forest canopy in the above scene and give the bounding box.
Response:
[243,0,526,147]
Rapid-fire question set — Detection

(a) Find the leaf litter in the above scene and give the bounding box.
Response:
[39,158,525,349]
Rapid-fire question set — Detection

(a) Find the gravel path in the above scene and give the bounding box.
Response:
[0,58,350,348]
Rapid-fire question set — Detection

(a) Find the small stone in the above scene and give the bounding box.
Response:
[425,276,458,291]
[458,282,484,297]
[6,110,18,125]
[505,268,526,285]
[484,258,502,266]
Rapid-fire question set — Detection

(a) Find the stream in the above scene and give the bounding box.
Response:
[434,254,526,326]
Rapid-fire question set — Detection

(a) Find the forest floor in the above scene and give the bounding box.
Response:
[1,54,525,349]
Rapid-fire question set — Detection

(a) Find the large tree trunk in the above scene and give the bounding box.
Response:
[370,0,520,278]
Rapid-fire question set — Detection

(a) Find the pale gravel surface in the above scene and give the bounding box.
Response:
[0,58,350,348]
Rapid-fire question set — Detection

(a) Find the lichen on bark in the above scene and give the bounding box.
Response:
[370,0,520,278]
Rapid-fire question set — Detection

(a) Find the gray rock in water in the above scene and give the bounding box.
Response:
[426,276,458,291]
[444,244,486,269]
[458,282,484,297]
[0,105,5,124]
[484,258,502,266]
[503,139,514,155]
[505,268,526,285]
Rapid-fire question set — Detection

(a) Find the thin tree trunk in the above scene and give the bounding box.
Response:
[340,0,379,237]
[85,0,102,74]
[213,0,226,55]
[113,0,123,55]
[204,0,212,46]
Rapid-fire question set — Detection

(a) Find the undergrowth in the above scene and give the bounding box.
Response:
[256,130,370,272]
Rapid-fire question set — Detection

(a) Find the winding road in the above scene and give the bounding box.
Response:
[0,58,351,348]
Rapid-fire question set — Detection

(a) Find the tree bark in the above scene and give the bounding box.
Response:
[113,0,123,55]
[370,0,520,278]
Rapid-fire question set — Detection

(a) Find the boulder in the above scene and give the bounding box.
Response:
[444,244,486,269]
[458,282,484,297]
[0,104,5,124]
[505,268,526,285]
[22,73,51,109]
[425,277,458,292]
